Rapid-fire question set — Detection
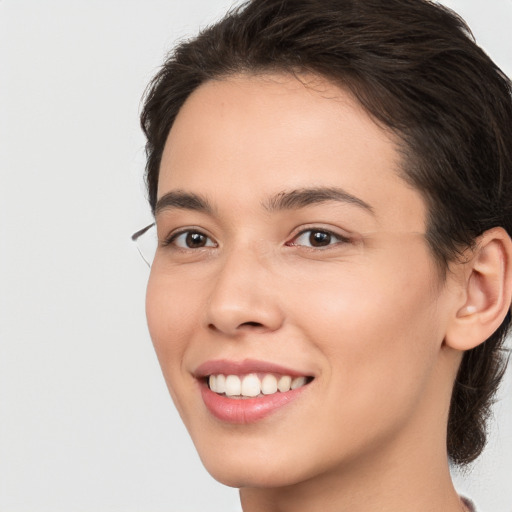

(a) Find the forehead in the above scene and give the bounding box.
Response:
[158,73,426,232]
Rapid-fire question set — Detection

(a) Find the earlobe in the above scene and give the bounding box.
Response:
[445,227,512,351]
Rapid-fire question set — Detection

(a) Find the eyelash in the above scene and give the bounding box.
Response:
[163,229,217,249]
[286,228,350,249]
[163,227,350,250]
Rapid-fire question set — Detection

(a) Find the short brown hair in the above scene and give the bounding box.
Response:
[140,0,512,465]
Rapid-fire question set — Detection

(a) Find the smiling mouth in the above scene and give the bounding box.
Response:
[207,373,314,399]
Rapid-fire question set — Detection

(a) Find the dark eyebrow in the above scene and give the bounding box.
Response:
[155,190,214,215]
[263,187,374,214]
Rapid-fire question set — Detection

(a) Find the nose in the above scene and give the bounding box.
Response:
[204,246,284,336]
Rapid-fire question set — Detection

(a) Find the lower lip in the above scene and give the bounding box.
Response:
[200,382,308,424]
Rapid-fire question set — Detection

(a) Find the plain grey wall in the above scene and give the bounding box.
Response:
[0,1,510,511]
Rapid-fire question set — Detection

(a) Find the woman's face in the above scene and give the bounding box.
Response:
[146,74,460,488]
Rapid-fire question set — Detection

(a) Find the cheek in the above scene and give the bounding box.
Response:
[287,251,444,420]
[290,253,440,342]
[145,270,208,425]
[145,271,199,373]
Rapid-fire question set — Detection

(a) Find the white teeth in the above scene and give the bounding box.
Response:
[209,375,217,392]
[277,375,292,392]
[241,374,261,397]
[208,373,310,397]
[225,375,242,396]
[261,374,278,395]
[216,374,226,394]
[291,376,307,390]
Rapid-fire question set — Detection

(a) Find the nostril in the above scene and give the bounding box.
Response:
[240,321,264,328]
[207,320,265,334]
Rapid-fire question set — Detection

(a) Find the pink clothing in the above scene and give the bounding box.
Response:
[461,496,476,511]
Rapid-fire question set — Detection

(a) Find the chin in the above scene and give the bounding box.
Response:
[199,442,316,488]
[202,457,309,489]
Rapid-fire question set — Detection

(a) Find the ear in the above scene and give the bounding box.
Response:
[444,227,512,351]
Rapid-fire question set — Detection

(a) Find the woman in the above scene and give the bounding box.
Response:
[134,0,512,510]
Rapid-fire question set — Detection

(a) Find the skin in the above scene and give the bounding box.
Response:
[146,73,472,512]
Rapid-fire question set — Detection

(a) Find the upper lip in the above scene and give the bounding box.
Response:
[193,358,313,378]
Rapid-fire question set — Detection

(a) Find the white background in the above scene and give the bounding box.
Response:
[0,1,511,511]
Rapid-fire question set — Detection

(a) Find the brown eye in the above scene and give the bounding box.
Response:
[288,228,349,249]
[170,230,216,249]
[309,231,331,247]
[186,232,207,248]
